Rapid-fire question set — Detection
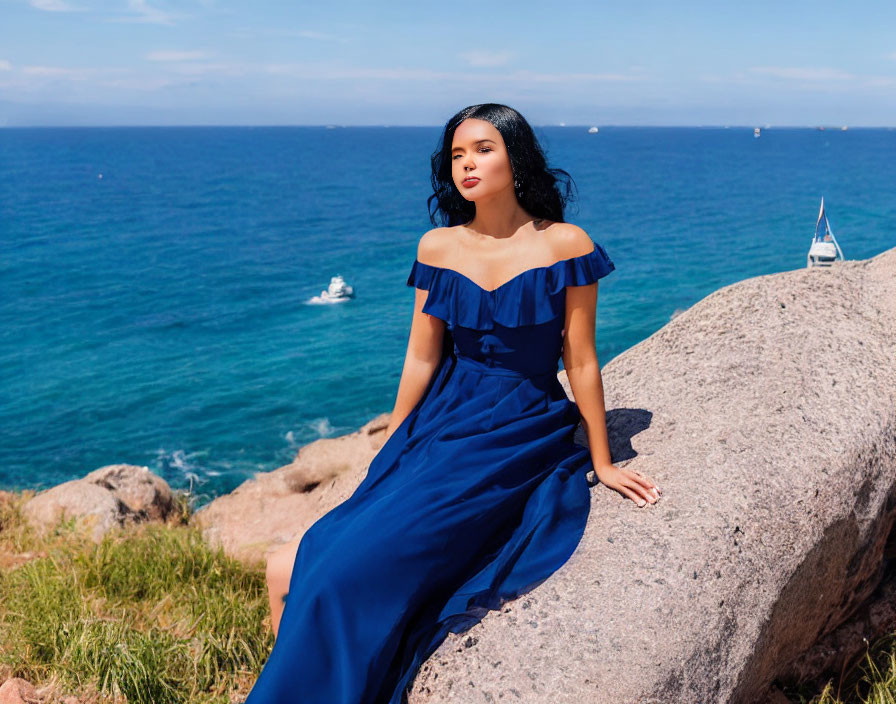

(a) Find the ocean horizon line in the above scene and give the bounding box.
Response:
[2,123,894,130]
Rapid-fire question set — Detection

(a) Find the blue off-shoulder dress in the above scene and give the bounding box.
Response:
[244,242,616,704]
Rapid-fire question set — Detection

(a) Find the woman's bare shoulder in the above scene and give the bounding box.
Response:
[543,221,597,260]
[416,227,458,266]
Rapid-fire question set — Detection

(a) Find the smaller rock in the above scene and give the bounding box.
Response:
[0,677,39,703]
[22,464,175,543]
[22,481,124,543]
[82,464,174,521]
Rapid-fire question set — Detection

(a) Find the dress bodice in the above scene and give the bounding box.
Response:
[406,241,615,378]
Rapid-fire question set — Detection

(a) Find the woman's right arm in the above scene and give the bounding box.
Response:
[383,235,446,439]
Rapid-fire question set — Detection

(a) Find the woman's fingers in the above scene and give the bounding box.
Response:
[619,473,660,507]
[604,475,653,507]
[597,465,662,507]
[617,481,652,507]
[628,469,662,496]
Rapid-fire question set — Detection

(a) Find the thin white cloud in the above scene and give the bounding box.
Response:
[292,29,342,41]
[106,0,181,25]
[865,76,896,88]
[262,64,647,83]
[146,50,210,62]
[702,66,896,93]
[459,51,514,68]
[748,66,854,81]
[228,27,349,43]
[98,76,177,90]
[22,65,90,78]
[28,0,84,11]
[513,69,647,83]
[0,60,12,71]
[21,65,129,80]
[165,62,247,76]
[5,60,648,98]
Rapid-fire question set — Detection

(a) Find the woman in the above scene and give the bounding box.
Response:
[247,103,661,703]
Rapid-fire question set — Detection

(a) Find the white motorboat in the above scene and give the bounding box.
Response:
[310,274,355,304]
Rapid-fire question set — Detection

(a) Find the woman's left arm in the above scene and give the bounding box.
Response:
[562,278,661,508]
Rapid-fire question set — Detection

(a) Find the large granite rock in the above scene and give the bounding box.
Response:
[22,464,176,542]
[407,247,896,703]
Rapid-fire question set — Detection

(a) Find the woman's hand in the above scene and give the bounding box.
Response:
[593,463,661,507]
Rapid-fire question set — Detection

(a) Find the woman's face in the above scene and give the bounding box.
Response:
[450,118,514,202]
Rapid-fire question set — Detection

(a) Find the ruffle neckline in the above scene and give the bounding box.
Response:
[406,242,615,330]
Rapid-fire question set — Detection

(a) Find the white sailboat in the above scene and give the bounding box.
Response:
[806,197,844,268]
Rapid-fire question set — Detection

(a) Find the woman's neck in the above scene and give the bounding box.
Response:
[462,211,540,241]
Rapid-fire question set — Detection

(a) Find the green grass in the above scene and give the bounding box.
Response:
[0,490,273,703]
[776,632,896,704]
[3,488,896,703]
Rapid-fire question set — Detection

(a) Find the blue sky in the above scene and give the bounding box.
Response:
[1,0,894,126]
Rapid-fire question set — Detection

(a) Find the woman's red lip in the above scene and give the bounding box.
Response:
[462,178,480,186]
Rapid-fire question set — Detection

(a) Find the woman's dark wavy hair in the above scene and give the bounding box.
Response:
[427,103,578,227]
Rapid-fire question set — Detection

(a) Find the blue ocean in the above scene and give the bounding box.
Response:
[1,126,893,506]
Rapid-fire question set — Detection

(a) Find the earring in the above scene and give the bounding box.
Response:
[514,179,522,191]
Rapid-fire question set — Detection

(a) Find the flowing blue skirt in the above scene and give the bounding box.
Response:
[244,350,593,703]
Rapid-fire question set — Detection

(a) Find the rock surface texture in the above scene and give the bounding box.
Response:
[406,248,896,703]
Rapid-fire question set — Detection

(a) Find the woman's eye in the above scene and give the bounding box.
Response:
[452,147,492,160]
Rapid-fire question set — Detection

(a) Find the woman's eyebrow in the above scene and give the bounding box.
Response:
[451,139,496,152]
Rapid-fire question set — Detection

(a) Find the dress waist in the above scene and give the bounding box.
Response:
[454,354,558,380]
